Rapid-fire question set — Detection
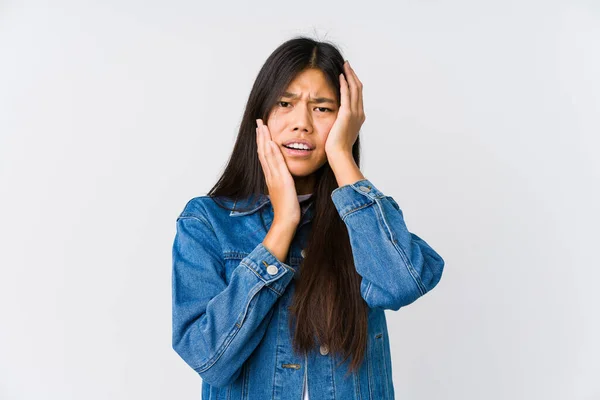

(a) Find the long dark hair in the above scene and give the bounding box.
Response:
[207,36,367,376]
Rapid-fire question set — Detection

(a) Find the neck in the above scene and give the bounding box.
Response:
[293,174,315,195]
[264,174,315,196]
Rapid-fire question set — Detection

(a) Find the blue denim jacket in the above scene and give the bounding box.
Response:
[172,178,444,400]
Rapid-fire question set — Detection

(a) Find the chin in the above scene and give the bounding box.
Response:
[288,167,316,178]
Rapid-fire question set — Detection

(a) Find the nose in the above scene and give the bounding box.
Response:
[291,104,312,133]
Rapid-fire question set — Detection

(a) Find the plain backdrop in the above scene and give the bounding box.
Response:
[1,1,598,399]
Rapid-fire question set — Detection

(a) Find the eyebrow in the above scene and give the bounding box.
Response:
[281,91,336,105]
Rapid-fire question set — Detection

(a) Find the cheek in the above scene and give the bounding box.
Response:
[318,116,336,131]
[316,122,335,143]
[266,123,283,139]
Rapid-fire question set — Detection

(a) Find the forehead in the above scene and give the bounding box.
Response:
[285,68,334,95]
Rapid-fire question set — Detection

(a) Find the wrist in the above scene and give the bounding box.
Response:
[327,152,365,187]
[270,218,298,235]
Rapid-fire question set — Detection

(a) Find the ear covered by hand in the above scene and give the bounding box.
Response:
[325,60,366,157]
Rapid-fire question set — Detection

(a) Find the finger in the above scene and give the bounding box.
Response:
[263,127,281,177]
[257,125,271,180]
[257,118,274,141]
[268,141,289,180]
[348,63,364,118]
[262,126,273,180]
[262,120,273,142]
[256,126,260,151]
[261,122,278,173]
[258,120,275,180]
[344,62,359,115]
[256,126,265,175]
[264,141,281,182]
[347,61,363,88]
[339,72,349,113]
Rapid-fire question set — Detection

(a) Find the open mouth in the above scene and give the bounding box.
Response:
[282,145,314,156]
[282,144,313,151]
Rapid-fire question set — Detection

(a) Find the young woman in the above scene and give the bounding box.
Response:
[172,36,445,400]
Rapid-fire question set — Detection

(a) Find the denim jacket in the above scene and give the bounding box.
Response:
[172,178,445,400]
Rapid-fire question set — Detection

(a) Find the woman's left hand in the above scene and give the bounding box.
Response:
[325,60,366,157]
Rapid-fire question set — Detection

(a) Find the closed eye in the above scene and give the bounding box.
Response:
[278,101,332,113]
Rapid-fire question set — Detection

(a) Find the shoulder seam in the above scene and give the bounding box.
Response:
[176,214,216,235]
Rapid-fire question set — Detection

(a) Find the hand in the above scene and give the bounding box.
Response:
[325,60,366,157]
[256,119,301,227]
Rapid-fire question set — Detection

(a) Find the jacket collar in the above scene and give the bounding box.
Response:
[228,194,315,226]
[229,194,271,217]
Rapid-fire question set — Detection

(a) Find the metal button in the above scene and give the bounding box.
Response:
[320,344,329,355]
[359,186,371,192]
[266,264,278,275]
[301,249,306,258]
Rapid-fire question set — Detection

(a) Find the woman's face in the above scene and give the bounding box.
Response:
[266,68,338,178]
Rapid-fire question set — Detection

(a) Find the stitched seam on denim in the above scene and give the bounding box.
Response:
[371,332,386,399]
[240,262,284,296]
[364,281,373,307]
[224,251,249,259]
[236,282,264,328]
[350,185,370,197]
[271,300,281,400]
[353,368,361,400]
[223,251,299,263]
[192,324,237,374]
[243,360,250,399]
[239,259,259,272]
[366,336,374,400]
[326,348,336,399]
[385,335,393,400]
[240,362,246,400]
[379,334,390,400]
[340,201,374,220]
[349,183,385,199]
[193,282,263,374]
[392,239,427,296]
[261,242,294,269]
[178,196,207,220]
[376,199,427,296]
[281,264,296,275]
[264,280,287,297]
[194,285,260,372]
[177,214,215,233]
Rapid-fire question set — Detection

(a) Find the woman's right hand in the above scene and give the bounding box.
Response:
[256,118,301,228]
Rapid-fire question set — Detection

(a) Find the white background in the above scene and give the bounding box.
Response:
[1,1,598,399]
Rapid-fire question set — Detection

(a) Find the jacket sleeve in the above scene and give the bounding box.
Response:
[171,212,296,387]
[330,178,445,311]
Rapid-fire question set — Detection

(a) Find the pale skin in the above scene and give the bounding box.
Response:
[257,61,366,262]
